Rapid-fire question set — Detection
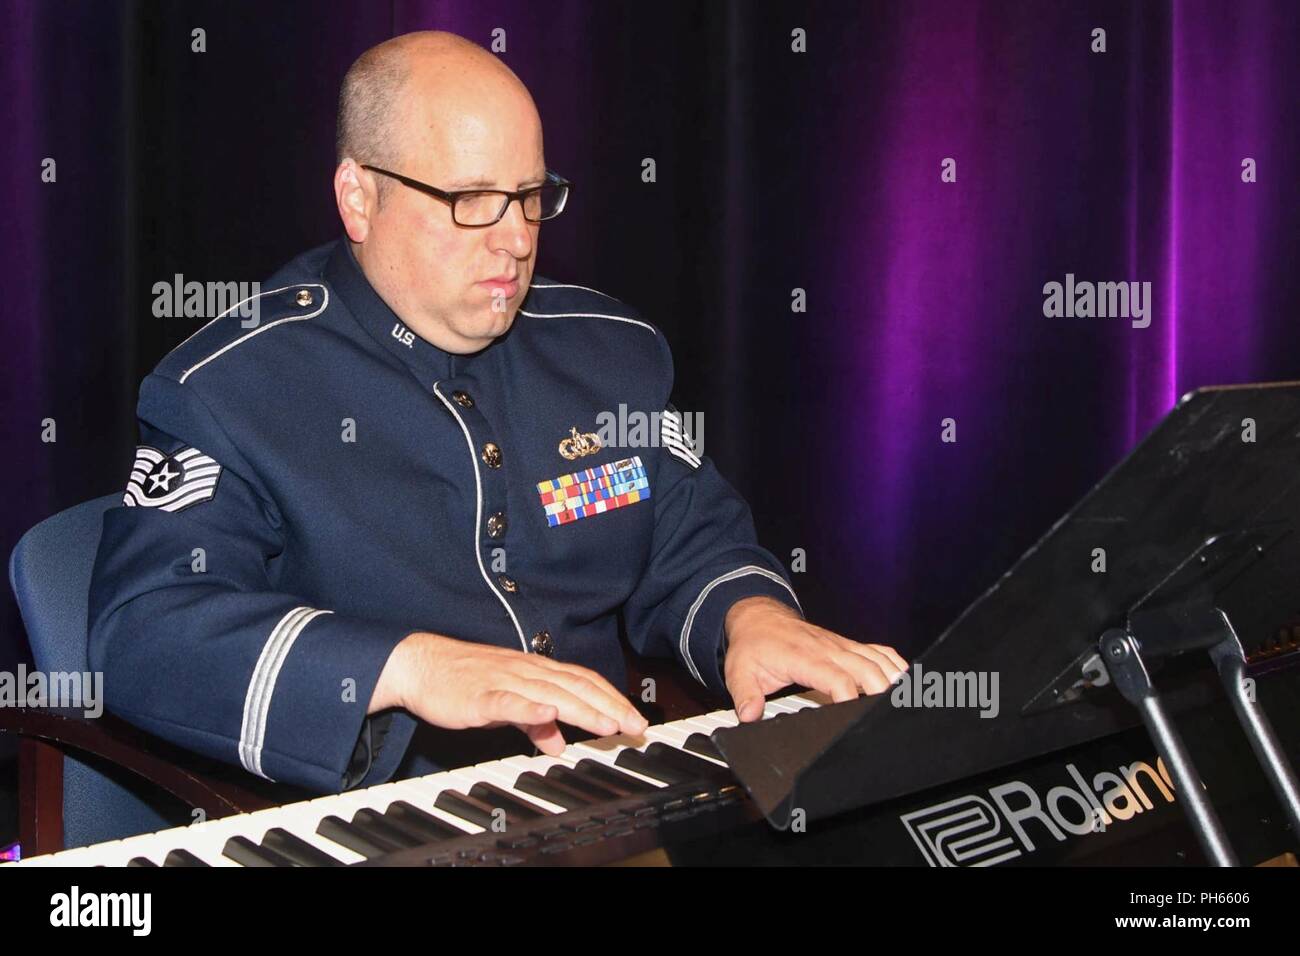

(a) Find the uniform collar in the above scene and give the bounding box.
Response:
[324,238,457,381]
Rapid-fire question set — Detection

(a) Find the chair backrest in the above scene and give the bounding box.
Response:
[9,495,179,849]
[10,495,120,673]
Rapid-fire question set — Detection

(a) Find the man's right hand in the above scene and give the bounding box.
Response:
[368,632,649,754]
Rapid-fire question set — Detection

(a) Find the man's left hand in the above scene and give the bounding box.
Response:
[723,596,908,722]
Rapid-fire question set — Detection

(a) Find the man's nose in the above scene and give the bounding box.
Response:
[489,197,535,255]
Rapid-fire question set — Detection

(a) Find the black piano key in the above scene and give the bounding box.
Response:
[467,782,552,819]
[351,808,425,849]
[223,834,297,867]
[569,759,661,795]
[162,849,210,867]
[681,732,723,762]
[317,815,405,859]
[548,764,626,799]
[126,857,158,867]
[262,828,344,867]
[435,789,526,828]
[644,741,732,778]
[382,801,466,842]
[614,748,696,785]
[513,770,601,810]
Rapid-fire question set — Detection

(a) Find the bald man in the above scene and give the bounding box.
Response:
[88,32,906,799]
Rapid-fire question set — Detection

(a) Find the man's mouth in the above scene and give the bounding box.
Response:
[477,276,519,298]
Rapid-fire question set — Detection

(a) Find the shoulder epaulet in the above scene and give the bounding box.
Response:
[156,282,330,385]
[520,277,657,336]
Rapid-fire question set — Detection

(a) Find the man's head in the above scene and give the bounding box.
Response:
[334,31,546,354]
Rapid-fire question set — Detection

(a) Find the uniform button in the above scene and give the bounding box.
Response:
[452,390,474,408]
[498,575,518,593]
[486,512,507,537]
[295,289,314,307]
[530,631,554,657]
[481,442,502,469]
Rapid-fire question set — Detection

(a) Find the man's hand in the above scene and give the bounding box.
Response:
[723,596,908,722]
[370,632,648,754]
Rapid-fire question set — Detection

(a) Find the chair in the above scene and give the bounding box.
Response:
[7,496,191,851]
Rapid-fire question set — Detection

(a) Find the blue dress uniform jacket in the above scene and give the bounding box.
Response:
[87,239,803,794]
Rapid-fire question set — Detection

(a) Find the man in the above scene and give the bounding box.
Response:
[88,31,906,794]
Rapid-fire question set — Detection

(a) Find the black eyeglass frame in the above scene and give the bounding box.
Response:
[360,164,573,226]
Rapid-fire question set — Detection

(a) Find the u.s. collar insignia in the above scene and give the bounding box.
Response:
[123,445,222,512]
[558,426,602,461]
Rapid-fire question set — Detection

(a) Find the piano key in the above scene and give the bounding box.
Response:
[223,834,297,867]
[434,788,537,829]
[380,801,466,842]
[262,827,344,867]
[785,690,832,707]
[471,762,571,814]
[251,809,365,864]
[641,723,697,747]
[511,770,602,810]
[316,815,407,859]
[643,741,733,779]
[644,725,728,765]
[568,758,663,795]
[352,808,428,849]
[681,732,723,761]
[127,857,158,867]
[563,738,670,788]
[614,748,697,786]
[548,763,628,799]
[162,848,210,867]
[466,782,554,820]
[369,771,488,835]
[763,699,806,714]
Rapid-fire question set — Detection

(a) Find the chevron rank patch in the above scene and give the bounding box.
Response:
[124,445,222,512]
[537,456,650,527]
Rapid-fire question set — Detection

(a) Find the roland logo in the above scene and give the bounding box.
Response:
[900,755,1176,866]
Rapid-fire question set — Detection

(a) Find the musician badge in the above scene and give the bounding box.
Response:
[558,426,602,461]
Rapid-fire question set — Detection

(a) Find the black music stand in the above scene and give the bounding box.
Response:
[713,382,1300,865]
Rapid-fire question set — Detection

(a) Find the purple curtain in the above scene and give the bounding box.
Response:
[1,0,1297,673]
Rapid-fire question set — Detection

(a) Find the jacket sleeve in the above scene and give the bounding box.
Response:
[622,330,803,698]
[87,372,418,793]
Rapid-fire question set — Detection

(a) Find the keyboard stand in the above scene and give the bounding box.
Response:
[1102,604,1300,866]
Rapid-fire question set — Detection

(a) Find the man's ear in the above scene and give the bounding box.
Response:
[334,160,373,242]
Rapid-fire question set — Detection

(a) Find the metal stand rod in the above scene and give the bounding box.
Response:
[1133,690,1238,866]
[1209,636,1300,838]
[1101,628,1238,866]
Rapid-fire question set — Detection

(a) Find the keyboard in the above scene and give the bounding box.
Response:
[12,693,826,867]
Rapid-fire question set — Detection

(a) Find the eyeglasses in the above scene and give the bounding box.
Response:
[360,165,572,227]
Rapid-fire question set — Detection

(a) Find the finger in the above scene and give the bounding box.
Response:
[520,720,566,756]
[726,667,768,723]
[476,689,558,728]
[523,660,648,734]
[512,679,622,737]
[785,656,862,704]
[866,643,909,675]
[834,641,906,685]
[827,650,893,695]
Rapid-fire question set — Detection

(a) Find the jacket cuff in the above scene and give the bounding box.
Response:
[678,565,803,697]
[254,610,414,792]
[342,710,419,790]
